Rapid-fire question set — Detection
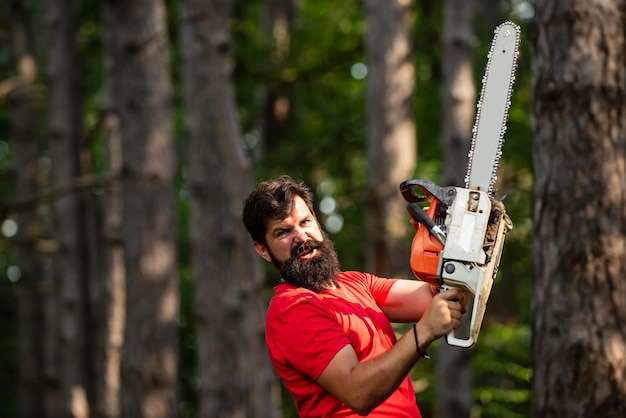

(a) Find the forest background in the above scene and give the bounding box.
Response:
[1,0,624,417]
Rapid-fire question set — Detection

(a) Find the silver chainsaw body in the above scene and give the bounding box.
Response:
[440,188,512,347]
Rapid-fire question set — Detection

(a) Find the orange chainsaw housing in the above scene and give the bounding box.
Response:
[409,198,444,284]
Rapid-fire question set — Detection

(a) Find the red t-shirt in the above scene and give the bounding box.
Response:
[265,271,422,417]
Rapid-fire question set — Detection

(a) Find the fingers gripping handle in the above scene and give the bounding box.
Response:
[440,284,481,348]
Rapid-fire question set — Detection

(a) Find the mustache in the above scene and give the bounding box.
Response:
[291,240,322,258]
[277,236,340,292]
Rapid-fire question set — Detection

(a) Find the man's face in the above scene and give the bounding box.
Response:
[254,195,325,264]
[253,196,339,292]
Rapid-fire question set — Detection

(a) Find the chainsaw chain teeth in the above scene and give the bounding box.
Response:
[465,22,520,195]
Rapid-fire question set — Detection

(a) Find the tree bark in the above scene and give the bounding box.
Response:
[364,0,416,278]
[436,1,475,417]
[261,0,297,152]
[7,0,44,416]
[94,4,127,416]
[441,0,475,189]
[107,0,180,416]
[45,0,90,416]
[531,1,626,416]
[179,0,280,416]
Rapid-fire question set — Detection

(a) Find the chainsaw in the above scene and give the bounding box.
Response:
[400,22,519,348]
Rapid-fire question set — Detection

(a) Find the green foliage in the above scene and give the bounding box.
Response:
[472,324,532,418]
[404,322,531,418]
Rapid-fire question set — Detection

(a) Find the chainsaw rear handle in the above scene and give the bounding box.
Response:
[436,280,480,348]
[443,282,478,348]
[447,330,475,348]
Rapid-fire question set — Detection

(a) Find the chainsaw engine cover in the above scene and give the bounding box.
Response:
[441,188,491,265]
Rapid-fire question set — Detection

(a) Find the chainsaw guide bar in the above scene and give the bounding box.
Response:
[466,21,520,194]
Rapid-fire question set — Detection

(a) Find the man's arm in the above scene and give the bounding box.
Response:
[316,289,464,415]
[381,279,437,323]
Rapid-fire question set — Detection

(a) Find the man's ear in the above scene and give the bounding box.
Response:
[253,241,272,263]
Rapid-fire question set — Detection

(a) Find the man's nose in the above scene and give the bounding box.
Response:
[293,227,308,243]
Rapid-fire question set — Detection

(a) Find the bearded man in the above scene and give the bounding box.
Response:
[243,176,466,417]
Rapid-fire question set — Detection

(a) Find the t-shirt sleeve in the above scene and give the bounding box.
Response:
[363,272,398,307]
[275,300,350,380]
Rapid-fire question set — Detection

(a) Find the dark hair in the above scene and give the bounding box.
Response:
[242,176,315,244]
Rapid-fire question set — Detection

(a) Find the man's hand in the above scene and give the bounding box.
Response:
[414,288,467,347]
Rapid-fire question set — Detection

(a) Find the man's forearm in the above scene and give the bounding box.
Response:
[318,323,434,415]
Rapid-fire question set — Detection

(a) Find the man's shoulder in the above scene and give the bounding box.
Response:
[337,270,371,282]
[338,270,386,287]
[272,282,319,299]
[267,284,322,316]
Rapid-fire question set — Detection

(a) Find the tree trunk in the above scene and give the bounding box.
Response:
[531,1,626,416]
[179,0,280,416]
[7,0,44,416]
[261,0,297,152]
[13,82,44,418]
[95,113,125,418]
[364,0,416,278]
[107,0,180,416]
[441,0,475,189]
[436,1,475,417]
[94,4,127,416]
[45,0,90,416]
[80,50,107,418]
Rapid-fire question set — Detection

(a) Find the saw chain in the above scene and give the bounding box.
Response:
[400,22,520,348]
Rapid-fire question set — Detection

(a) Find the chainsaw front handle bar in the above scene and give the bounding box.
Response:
[406,203,446,245]
[399,179,456,206]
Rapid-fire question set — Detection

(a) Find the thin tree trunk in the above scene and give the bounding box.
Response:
[179,0,280,416]
[45,0,90,416]
[96,115,125,418]
[80,60,106,418]
[107,0,179,416]
[14,89,44,418]
[93,5,127,415]
[436,0,475,416]
[441,0,475,189]
[261,0,296,152]
[7,0,44,415]
[531,1,626,416]
[364,0,416,278]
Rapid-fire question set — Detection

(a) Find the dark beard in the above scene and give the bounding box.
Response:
[272,237,340,293]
